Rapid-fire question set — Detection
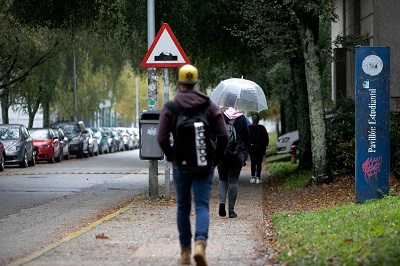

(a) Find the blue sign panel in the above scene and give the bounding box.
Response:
[355,46,390,203]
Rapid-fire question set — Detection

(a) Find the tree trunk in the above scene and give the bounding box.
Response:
[27,87,41,128]
[290,50,312,171]
[43,101,50,127]
[300,20,329,184]
[1,90,10,124]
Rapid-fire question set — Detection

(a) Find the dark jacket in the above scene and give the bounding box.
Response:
[248,124,269,153]
[157,90,229,166]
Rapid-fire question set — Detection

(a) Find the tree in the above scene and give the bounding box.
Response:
[223,0,335,181]
[289,1,335,184]
[0,4,62,123]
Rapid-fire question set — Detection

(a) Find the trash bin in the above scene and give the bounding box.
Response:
[139,110,164,160]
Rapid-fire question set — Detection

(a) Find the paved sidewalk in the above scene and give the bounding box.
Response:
[13,165,267,266]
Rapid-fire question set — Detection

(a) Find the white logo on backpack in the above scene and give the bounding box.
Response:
[194,122,207,166]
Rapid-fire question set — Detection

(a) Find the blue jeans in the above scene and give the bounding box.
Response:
[173,164,214,247]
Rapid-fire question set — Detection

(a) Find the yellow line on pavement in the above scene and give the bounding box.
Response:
[7,202,135,266]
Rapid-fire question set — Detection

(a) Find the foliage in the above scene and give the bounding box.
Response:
[114,67,149,126]
[0,8,63,91]
[326,99,400,177]
[326,99,356,173]
[9,0,121,32]
[333,34,371,50]
[267,161,311,188]
[273,195,400,265]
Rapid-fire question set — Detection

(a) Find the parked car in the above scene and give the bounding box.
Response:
[28,128,62,163]
[126,127,139,149]
[90,127,109,154]
[118,127,135,150]
[0,140,5,171]
[51,121,89,158]
[132,127,139,149]
[104,127,124,152]
[87,128,99,157]
[0,124,36,168]
[277,114,334,154]
[52,127,70,160]
[112,128,125,152]
[276,130,299,154]
[102,127,117,153]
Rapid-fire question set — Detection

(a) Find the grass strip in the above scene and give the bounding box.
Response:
[273,195,400,265]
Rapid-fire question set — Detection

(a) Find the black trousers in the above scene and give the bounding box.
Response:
[249,151,264,177]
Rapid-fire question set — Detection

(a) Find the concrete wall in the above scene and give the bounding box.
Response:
[374,0,400,110]
[332,0,400,110]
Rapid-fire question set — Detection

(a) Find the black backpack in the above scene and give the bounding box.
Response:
[165,100,213,174]
[225,118,240,156]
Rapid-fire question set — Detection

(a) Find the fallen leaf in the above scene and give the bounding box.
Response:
[95,233,109,240]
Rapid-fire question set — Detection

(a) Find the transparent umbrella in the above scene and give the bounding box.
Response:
[210,78,268,112]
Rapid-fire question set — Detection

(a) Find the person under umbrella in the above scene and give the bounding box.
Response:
[217,106,250,218]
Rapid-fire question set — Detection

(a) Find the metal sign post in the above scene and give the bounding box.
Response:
[163,68,171,200]
[146,0,158,199]
[355,46,390,203]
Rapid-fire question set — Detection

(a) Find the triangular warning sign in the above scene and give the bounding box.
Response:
[141,23,190,68]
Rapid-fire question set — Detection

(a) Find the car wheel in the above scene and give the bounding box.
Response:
[0,152,5,171]
[64,150,70,160]
[28,150,36,167]
[19,151,28,168]
[55,150,62,162]
[83,144,89,158]
[78,143,84,158]
[48,150,55,163]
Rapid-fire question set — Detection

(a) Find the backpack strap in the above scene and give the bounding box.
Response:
[165,101,182,115]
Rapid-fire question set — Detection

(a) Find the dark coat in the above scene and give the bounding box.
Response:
[248,124,269,154]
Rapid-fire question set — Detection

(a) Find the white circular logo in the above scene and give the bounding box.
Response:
[362,55,383,76]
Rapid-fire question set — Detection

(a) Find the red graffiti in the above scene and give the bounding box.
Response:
[362,157,382,187]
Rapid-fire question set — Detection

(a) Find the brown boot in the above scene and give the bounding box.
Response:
[178,246,191,265]
[193,240,207,266]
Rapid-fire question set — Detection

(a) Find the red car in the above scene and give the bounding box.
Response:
[28,128,62,163]
[0,139,5,171]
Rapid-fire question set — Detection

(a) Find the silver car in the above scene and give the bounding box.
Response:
[0,124,36,168]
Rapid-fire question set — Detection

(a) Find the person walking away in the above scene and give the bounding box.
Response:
[157,64,229,266]
[248,113,269,184]
[217,107,249,218]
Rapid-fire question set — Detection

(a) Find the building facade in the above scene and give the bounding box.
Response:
[332,0,400,111]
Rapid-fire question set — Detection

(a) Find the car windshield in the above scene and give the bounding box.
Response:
[103,129,111,137]
[56,124,80,137]
[29,129,50,139]
[0,127,20,140]
[62,124,80,134]
[93,131,102,138]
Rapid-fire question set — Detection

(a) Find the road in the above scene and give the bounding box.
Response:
[0,149,168,265]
